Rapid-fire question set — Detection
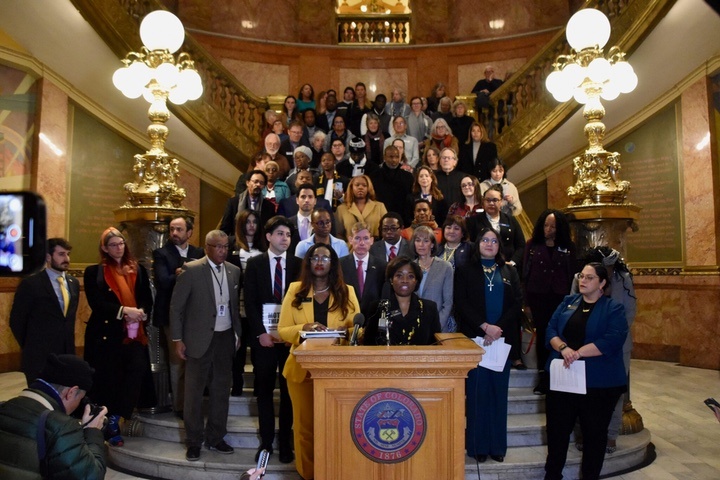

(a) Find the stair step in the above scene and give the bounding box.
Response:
[109,429,652,480]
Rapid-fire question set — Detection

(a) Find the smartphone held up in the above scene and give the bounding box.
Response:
[0,191,46,276]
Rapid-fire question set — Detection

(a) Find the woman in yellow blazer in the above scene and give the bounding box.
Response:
[278,242,359,480]
[335,175,388,241]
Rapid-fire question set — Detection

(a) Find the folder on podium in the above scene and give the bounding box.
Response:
[293,333,483,480]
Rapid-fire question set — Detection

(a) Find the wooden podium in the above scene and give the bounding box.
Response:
[293,334,483,480]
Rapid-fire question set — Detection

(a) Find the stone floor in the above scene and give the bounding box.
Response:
[4,359,720,479]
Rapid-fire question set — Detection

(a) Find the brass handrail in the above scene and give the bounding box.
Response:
[487,0,676,168]
[71,0,270,172]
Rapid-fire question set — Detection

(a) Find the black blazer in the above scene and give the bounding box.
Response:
[220,191,277,236]
[336,158,379,178]
[340,254,387,318]
[10,270,80,382]
[243,252,303,341]
[363,294,441,346]
[152,242,205,327]
[466,212,525,268]
[454,262,523,341]
[458,141,498,181]
[83,263,153,365]
[369,238,412,262]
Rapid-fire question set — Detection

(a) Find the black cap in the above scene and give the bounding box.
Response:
[39,354,94,391]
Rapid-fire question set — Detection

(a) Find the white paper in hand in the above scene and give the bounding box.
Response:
[549,359,586,394]
[473,337,511,372]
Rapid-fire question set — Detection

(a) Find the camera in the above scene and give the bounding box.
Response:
[77,396,108,430]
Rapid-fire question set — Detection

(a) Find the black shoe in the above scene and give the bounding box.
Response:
[230,388,243,397]
[533,383,547,395]
[186,446,201,461]
[255,446,273,462]
[174,410,184,420]
[513,362,528,370]
[279,449,294,464]
[207,440,234,454]
[491,455,504,462]
[474,454,487,463]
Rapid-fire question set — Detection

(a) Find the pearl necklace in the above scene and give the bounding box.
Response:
[314,285,330,295]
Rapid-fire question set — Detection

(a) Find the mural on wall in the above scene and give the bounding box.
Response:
[67,104,143,264]
[610,102,683,265]
[0,63,38,188]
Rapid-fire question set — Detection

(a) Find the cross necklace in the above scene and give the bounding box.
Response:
[483,264,498,292]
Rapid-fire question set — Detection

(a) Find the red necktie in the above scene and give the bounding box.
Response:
[356,259,364,297]
[389,245,396,260]
[273,257,283,302]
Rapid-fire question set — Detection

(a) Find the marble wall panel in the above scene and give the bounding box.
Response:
[35,79,69,238]
[338,68,408,103]
[546,163,573,210]
[221,59,290,97]
[681,78,717,267]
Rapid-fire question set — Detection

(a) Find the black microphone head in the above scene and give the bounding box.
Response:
[353,313,365,326]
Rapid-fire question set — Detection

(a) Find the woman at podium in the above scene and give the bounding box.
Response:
[362,256,441,346]
[454,227,523,463]
[278,243,359,480]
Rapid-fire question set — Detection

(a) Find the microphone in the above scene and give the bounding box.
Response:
[349,313,365,346]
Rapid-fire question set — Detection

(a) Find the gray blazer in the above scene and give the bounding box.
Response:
[169,257,242,358]
[418,258,454,332]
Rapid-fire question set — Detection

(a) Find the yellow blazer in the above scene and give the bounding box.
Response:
[335,199,388,241]
[279,282,359,383]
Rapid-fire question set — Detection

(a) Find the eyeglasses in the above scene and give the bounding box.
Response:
[107,241,125,248]
[578,273,598,281]
[207,243,230,250]
[314,220,332,227]
[484,198,501,204]
[461,182,474,188]
[310,255,331,264]
[440,155,455,160]
[382,226,400,232]
[480,238,498,245]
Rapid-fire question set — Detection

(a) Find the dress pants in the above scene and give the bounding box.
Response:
[465,360,510,457]
[287,379,314,480]
[250,342,293,451]
[544,387,624,480]
[184,329,235,448]
[527,292,566,370]
[163,325,185,412]
[232,317,250,395]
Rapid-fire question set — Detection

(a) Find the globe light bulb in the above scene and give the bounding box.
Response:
[588,57,612,83]
[140,10,185,53]
[552,88,573,103]
[566,9,611,51]
[112,66,131,91]
[155,63,180,89]
[545,70,564,95]
[562,63,586,88]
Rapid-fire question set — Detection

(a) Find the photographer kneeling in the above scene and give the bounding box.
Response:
[0,354,107,479]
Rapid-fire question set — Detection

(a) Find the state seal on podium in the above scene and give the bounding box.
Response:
[351,388,427,463]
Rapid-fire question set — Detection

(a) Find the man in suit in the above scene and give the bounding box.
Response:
[170,230,242,462]
[279,121,311,165]
[10,238,79,385]
[287,182,317,254]
[152,216,204,417]
[219,170,275,236]
[369,212,412,262]
[370,145,414,225]
[278,170,332,217]
[340,222,386,318]
[316,94,338,133]
[244,216,301,464]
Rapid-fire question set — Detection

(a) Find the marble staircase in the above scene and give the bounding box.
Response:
[108,369,653,479]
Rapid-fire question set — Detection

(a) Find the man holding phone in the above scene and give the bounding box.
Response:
[10,238,79,385]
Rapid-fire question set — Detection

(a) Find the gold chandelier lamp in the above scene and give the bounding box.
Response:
[112,10,203,209]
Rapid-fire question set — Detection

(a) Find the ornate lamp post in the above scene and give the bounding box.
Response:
[112,10,202,213]
[111,10,203,414]
[547,8,643,434]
